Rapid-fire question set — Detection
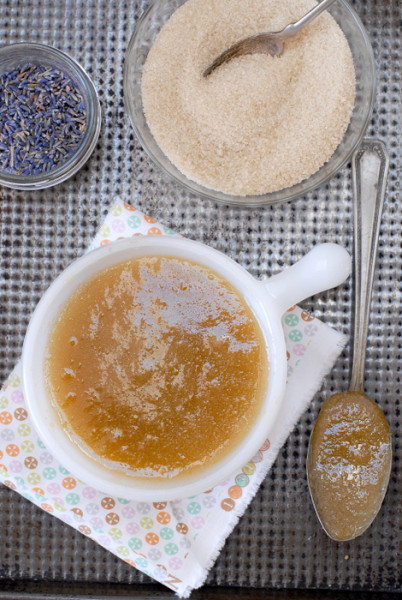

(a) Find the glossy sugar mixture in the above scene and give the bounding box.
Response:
[45,256,268,479]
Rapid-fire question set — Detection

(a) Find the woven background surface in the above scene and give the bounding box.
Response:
[0,0,400,593]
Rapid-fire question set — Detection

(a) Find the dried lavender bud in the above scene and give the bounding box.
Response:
[0,64,87,176]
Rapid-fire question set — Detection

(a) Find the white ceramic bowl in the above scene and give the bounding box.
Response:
[22,238,351,500]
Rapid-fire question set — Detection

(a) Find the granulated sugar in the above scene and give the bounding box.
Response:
[141,0,356,197]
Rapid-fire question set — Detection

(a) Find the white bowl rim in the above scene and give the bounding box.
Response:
[22,236,287,501]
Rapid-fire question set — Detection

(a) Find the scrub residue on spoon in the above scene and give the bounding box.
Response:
[307,391,391,541]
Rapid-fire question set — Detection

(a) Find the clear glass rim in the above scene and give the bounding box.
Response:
[0,42,102,191]
[123,0,376,207]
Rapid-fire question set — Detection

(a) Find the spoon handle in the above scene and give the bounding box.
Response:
[349,139,389,393]
[282,0,338,39]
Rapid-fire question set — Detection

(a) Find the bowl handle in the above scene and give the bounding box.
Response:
[264,243,351,315]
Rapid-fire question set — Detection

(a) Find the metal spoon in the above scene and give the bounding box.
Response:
[307,140,392,542]
[203,0,337,77]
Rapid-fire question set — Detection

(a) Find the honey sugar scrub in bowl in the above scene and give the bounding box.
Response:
[124,0,375,205]
[23,237,351,501]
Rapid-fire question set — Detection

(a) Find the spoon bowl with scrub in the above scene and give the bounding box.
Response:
[203,0,337,77]
[307,140,392,542]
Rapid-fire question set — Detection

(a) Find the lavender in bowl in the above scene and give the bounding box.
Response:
[0,43,101,190]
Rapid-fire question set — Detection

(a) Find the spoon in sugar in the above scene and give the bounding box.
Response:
[203,0,337,77]
[307,140,392,542]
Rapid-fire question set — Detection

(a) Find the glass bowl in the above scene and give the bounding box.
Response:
[123,0,375,207]
[0,42,101,191]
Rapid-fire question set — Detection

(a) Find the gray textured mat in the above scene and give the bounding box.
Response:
[0,0,401,594]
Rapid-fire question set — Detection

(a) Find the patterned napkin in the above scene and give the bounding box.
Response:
[0,198,347,597]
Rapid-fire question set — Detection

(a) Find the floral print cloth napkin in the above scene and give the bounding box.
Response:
[0,199,347,597]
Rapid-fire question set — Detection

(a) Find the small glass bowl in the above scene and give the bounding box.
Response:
[0,42,101,191]
[124,0,376,207]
